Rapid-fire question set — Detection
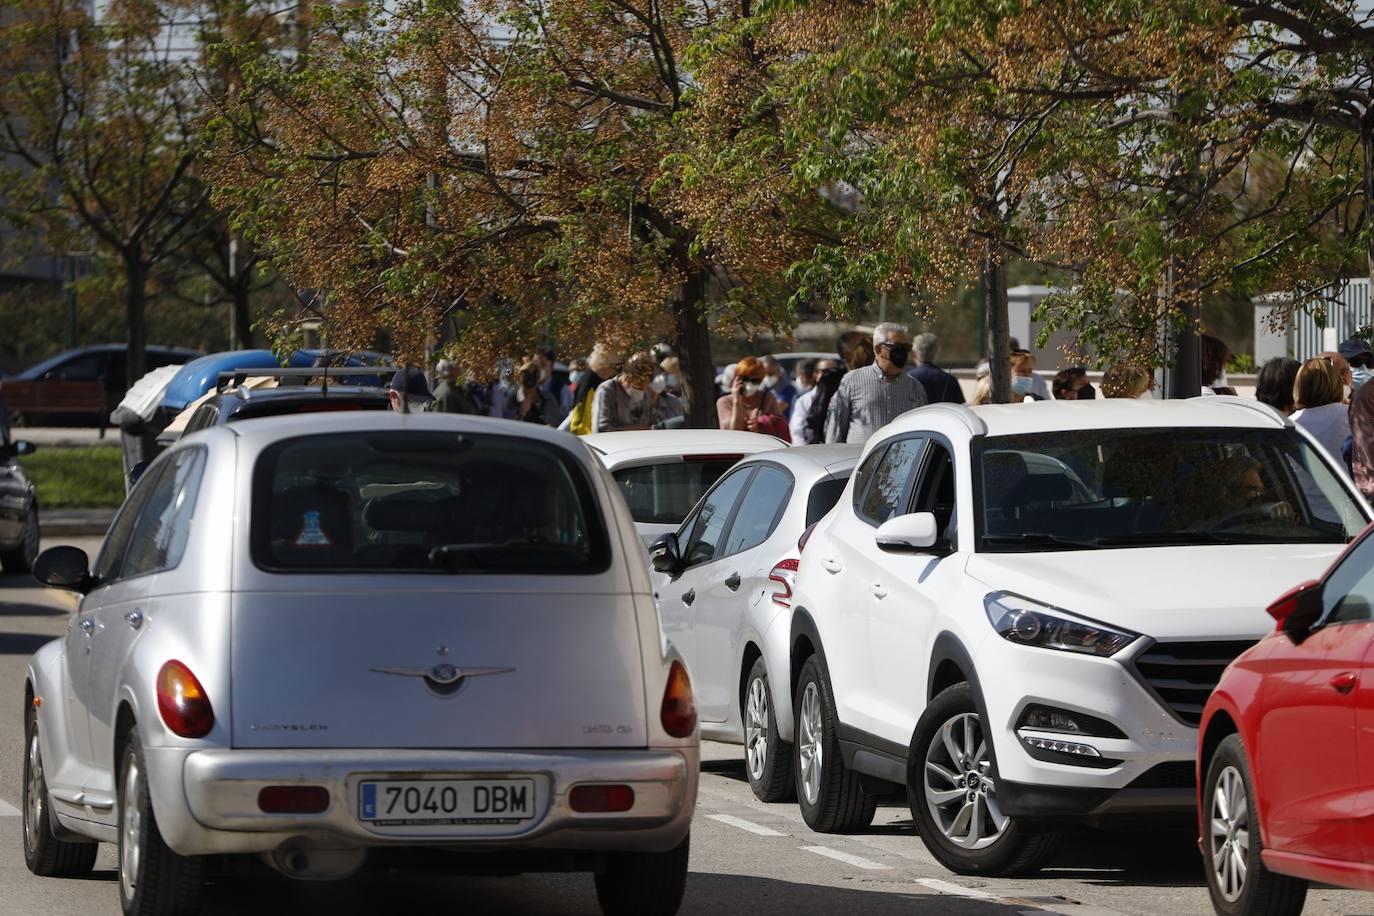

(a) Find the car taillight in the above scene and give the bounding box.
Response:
[660,660,697,738]
[157,660,214,738]
[798,523,818,553]
[769,558,799,608]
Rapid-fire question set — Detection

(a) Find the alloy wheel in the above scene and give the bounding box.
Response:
[797,682,822,806]
[923,712,1007,850]
[745,676,770,782]
[120,754,143,901]
[1210,765,1250,903]
[24,727,43,854]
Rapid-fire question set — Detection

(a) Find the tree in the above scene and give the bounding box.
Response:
[0,0,210,386]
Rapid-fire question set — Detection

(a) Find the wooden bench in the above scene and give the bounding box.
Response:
[1,380,108,437]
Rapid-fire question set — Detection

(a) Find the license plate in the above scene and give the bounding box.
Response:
[358,778,536,827]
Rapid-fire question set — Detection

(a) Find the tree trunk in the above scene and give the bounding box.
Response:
[124,254,148,389]
[984,250,1011,404]
[672,269,716,428]
[1165,255,1201,399]
[233,284,253,349]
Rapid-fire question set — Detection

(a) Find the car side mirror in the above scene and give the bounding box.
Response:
[649,533,683,576]
[875,511,946,554]
[11,440,35,457]
[1266,579,1323,643]
[33,546,95,594]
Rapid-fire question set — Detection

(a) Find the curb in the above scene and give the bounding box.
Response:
[41,510,116,538]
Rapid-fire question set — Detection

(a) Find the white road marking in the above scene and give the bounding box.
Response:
[800,845,891,870]
[706,813,785,837]
[0,799,20,817]
[915,878,999,900]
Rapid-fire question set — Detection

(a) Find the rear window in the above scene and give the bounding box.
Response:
[233,397,389,421]
[806,475,850,527]
[251,431,610,574]
[612,457,740,525]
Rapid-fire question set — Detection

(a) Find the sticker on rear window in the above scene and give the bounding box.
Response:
[294,510,333,547]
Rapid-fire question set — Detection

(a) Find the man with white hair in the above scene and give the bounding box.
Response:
[908,332,965,404]
[429,358,477,414]
[825,323,927,444]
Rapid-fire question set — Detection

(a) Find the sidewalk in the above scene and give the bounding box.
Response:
[10,426,113,448]
[41,508,115,537]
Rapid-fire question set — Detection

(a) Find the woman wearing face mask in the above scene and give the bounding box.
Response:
[1010,350,1047,401]
[592,351,658,432]
[718,356,786,435]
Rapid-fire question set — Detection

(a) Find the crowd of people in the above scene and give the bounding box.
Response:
[386,327,1374,504]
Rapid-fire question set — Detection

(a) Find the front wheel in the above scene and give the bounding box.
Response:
[1204,734,1306,916]
[908,683,1060,876]
[22,714,97,877]
[594,833,689,916]
[118,729,204,916]
[794,655,875,833]
[743,657,794,803]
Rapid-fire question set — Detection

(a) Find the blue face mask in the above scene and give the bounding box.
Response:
[1011,376,1033,395]
[1354,367,1372,389]
[569,370,585,386]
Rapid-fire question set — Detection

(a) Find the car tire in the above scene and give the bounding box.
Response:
[743,657,794,803]
[794,655,876,833]
[594,832,689,916]
[908,682,1060,876]
[1204,734,1307,916]
[22,712,97,877]
[118,728,204,916]
[1,504,39,574]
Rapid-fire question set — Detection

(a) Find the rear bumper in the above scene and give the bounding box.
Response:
[149,746,697,857]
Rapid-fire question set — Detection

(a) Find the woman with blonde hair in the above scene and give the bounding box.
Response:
[717,355,787,436]
[1101,364,1153,399]
[1291,357,1348,462]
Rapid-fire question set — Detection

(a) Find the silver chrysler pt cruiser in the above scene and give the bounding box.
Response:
[21,413,698,916]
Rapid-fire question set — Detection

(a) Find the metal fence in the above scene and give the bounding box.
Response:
[1255,278,1372,363]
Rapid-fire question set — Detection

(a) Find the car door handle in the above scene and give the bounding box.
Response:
[822,557,842,574]
[124,610,144,630]
[725,573,742,591]
[871,583,888,599]
[1330,672,1359,693]
[78,617,94,635]
[682,589,695,606]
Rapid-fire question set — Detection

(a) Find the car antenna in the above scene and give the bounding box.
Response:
[320,360,329,397]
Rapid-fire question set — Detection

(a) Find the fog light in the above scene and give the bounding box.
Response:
[258,785,330,814]
[569,784,635,813]
[1023,708,1082,732]
[1021,736,1101,758]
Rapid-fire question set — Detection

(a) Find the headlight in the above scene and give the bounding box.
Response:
[984,592,1137,657]
[0,494,25,510]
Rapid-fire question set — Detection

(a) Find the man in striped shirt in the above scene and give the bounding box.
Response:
[825,323,927,444]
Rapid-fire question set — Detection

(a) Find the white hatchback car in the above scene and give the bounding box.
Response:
[23,413,698,916]
[788,399,1368,876]
[647,446,859,802]
[584,430,787,546]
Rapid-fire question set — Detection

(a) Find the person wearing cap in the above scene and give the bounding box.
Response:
[388,367,434,413]
[1340,339,1374,391]
[429,359,478,415]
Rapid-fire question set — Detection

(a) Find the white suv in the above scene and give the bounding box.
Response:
[789,399,1369,876]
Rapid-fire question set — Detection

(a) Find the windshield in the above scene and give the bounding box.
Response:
[974,427,1367,552]
[251,431,609,573]
[612,457,739,525]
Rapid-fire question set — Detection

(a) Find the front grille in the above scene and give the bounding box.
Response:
[1132,640,1255,726]
[1127,761,1196,790]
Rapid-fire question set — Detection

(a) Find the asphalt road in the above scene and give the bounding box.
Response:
[1,536,1370,916]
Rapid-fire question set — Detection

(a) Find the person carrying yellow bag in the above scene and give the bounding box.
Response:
[563,344,621,436]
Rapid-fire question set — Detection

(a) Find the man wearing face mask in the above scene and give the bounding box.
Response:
[825,323,927,444]
[1051,366,1095,400]
[592,352,658,432]
[1340,339,1373,393]
[760,356,797,414]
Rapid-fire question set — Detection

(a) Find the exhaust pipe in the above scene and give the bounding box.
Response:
[267,840,365,880]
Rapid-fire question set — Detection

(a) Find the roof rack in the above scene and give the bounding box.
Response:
[216,366,393,395]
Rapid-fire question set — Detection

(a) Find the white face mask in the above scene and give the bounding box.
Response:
[741,382,760,397]
[1137,389,1154,400]
[651,376,667,395]
[627,386,646,404]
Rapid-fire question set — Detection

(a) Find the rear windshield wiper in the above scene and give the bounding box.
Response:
[980,533,1102,550]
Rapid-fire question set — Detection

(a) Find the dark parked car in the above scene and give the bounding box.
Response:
[177,384,392,439]
[16,344,203,422]
[0,393,39,572]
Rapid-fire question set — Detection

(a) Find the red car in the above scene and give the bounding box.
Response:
[1198,524,1374,915]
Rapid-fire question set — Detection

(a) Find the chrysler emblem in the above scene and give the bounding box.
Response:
[370,663,515,697]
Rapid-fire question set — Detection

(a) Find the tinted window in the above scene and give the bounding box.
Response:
[122,447,206,578]
[722,466,793,556]
[1323,535,1374,625]
[613,458,738,525]
[93,458,165,583]
[858,438,926,526]
[45,353,107,381]
[806,475,849,527]
[974,428,1367,552]
[913,442,956,539]
[850,445,888,514]
[251,431,609,574]
[682,468,752,567]
[184,405,219,433]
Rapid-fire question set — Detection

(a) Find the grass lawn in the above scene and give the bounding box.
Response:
[18,446,125,509]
